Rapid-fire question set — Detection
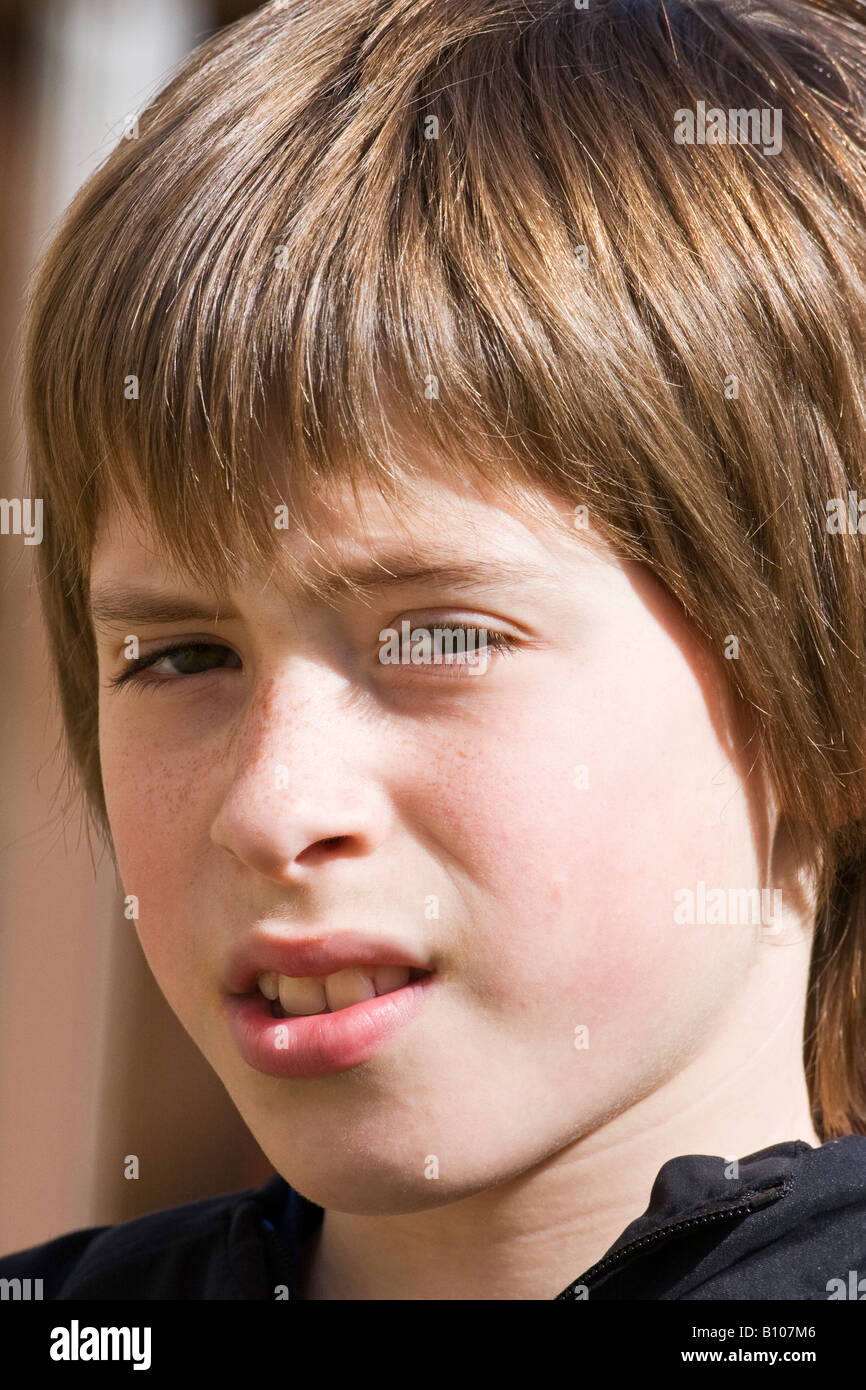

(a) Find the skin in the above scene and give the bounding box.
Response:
[91,461,821,1300]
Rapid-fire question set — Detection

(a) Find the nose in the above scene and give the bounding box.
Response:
[209,668,391,883]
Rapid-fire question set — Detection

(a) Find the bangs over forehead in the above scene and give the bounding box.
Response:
[26,0,865,605]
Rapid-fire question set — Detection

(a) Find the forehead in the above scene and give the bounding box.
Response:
[89,463,613,601]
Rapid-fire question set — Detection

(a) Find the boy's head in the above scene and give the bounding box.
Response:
[23,0,866,1208]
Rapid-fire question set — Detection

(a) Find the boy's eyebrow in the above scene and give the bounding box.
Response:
[87,555,558,630]
[88,587,241,630]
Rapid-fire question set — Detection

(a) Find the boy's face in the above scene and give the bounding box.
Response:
[92,462,773,1213]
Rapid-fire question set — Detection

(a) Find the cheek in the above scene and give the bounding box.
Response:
[99,714,216,1015]
[404,634,754,1038]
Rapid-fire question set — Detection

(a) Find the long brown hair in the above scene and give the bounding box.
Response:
[22,0,866,1136]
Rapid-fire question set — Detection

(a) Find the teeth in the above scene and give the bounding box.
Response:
[257,965,414,1016]
[278,975,328,1016]
[324,968,377,1012]
[370,965,411,996]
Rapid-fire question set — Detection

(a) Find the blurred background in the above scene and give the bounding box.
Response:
[0,0,277,1258]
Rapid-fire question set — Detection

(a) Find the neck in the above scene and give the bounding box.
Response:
[300,944,819,1300]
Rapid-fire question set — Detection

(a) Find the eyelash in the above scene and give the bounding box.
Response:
[107,627,519,692]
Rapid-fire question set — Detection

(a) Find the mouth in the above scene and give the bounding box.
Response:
[259,965,433,1019]
[226,964,436,1077]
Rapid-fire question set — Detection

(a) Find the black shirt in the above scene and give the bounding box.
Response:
[2,1137,865,1299]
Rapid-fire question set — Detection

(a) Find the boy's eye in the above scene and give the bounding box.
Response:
[376,625,518,678]
[106,626,518,691]
[107,641,241,690]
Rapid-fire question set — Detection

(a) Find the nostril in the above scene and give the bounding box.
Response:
[295,835,363,867]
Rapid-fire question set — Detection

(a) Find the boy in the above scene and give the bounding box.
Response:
[2,0,866,1299]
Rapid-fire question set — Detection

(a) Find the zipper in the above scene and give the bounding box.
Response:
[555,1175,794,1299]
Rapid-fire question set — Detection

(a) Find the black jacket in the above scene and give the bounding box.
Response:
[2,1137,865,1299]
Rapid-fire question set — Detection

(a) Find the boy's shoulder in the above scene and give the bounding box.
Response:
[0,1174,316,1300]
[560,1135,866,1301]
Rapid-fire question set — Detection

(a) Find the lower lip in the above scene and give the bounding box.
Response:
[224,974,436,1078]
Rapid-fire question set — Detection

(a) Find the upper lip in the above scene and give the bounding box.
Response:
[224,930,434,995]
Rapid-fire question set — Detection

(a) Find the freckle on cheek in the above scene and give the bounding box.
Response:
[109,675,290,831]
